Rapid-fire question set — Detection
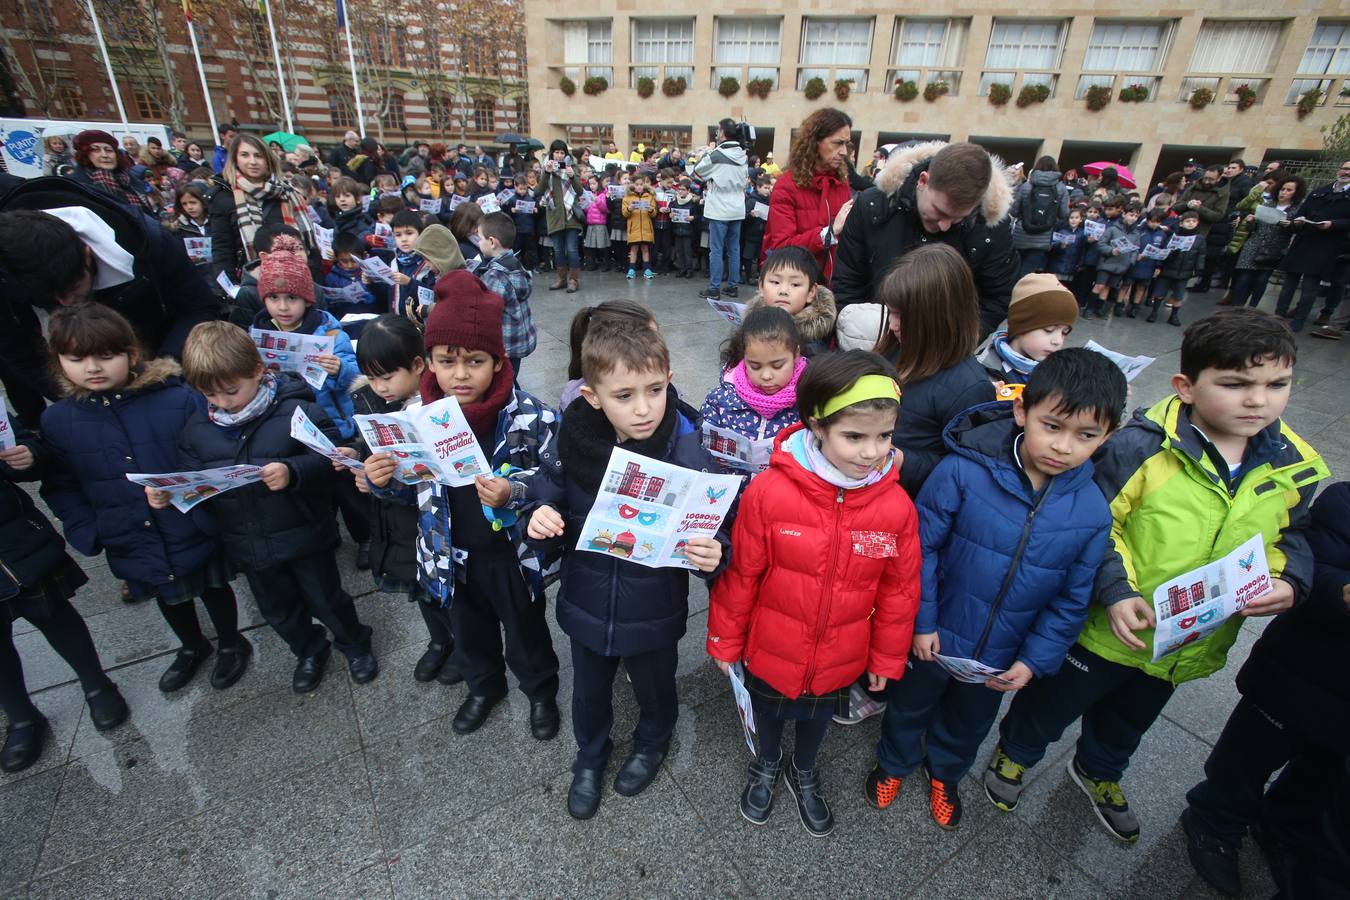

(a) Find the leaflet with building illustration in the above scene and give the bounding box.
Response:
[1139,242,1172,260]
[1151,534,1270,662]
[353,396,490,488]
[1083,219,1106,240]
[1083,340,1156,383]
[701,422,773,472]
[290,407,364,473]
[0,404,14,451]
[126,465,264,513]
[1167,234,1197,253]
[357,255,396,284]
[706,298,747,325]
[729,663,758,756]
[934,654,1005,685]
[575,447,741,570]
[248,327,329,390]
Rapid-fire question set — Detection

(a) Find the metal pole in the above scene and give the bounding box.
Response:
[342,2,365,138]
[186,20,219,140]
[263,0,293,132]
[85,0,128,128]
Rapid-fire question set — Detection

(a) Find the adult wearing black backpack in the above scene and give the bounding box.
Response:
[1010,156,1070,281]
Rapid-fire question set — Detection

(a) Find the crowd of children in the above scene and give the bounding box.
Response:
[2,135,1345,897]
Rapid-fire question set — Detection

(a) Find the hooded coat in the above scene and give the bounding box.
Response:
[743,285,838,352]
[832,142,1018,337]
[1010,170,1071,252]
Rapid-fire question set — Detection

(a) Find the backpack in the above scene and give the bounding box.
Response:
[1021,181,1059,234]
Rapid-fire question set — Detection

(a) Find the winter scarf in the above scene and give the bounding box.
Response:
[233,173,312,262]
[785,427,894,490]
[558,386,681,495]
[992,333,1038,377]
[208,371,278,428]
[418,361,515,443]
[85,166,152,212]
[731,356,807,420]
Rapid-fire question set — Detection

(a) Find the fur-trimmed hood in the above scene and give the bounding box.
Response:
[746,284,838,344]
[873,141,1014,226]
[59,355,182,401]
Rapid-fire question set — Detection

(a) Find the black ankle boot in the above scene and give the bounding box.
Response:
[1146,300,1162,323]
[1126,303,1139,319]
[1168,306,1182,326]
[786,764,834,837]
[740,752,783,825]
[1113,301,1125,317]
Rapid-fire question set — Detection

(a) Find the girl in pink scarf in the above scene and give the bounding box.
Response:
[699,307,808,473]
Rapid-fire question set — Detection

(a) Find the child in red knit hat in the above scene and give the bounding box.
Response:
[363,292,563,742]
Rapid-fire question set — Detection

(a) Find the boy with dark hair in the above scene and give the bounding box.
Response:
[475,212,536,377]
[984,308,1327,844]
[389,210,435,325]
[1088,196,1135,318]
[158,321,377,691]
[526,320,732,821]
[741,175,772,283]
[866,348,1125,830]
[1147,208,1206,326]
[325,231,379,319]
[502,179,539,271]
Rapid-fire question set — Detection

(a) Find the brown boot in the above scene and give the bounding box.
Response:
[566,267,579,293]
[548,268,567,290]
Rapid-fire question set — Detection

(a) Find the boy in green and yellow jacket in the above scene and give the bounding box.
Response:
[980,308,1327,844]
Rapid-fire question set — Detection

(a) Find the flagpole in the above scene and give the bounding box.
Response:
[85,0,128,128]
[262,0,294,132]
[340,0,365,138]
[185,18,220,140]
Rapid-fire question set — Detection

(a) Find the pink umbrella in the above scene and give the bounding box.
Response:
[1081,161,1136,189]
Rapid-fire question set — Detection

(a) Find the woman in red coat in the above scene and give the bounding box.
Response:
[708,351,921,837]
[762,108,856,283]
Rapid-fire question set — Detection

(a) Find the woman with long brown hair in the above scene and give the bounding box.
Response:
[762,108,855,283]
[874,243,994,497]
[206,132,314,280]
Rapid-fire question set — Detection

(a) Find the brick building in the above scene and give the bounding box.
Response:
[524,2,1350,186]
[2,0,529,152]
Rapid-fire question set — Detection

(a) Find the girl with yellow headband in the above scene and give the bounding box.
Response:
[706,350,922,837]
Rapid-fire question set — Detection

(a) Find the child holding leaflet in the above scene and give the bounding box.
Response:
[986,309,1327,843]
[365,294,561,739]
[527,319,730,821]
[742,247,837,356]
[866,349,1125,831]
[154,321,378,692]
[708,351,921,837]
[700,307,806,473]
[40,306,249,694]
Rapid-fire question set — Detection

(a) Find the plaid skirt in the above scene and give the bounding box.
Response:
[609,227,627,243]
[744,667,848,721]
[2,554,88,624]
[123,549,235,606]
[583,224,611,249]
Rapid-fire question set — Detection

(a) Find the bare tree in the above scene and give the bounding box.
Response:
[86,0,189,131]
[2,0,63,117]
[205,0,313,130]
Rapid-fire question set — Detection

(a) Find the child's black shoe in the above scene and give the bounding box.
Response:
[740,751,783,825]
[786,764,834,837]
[85,685,129,731]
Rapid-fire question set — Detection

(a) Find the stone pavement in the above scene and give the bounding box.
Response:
[3,273,1348,899]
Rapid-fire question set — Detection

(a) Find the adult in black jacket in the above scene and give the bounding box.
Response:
[832,141,1018,339]
[1,420,126,772]
[328,131,360,171]
[1274,165,1350,330]
[208,134,317,281]
[65,129,156,216]
[0,177,222,424]
[1182,481,1350,896]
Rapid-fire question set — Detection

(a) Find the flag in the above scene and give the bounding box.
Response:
[336,0,344,27]
[181,0,192,21]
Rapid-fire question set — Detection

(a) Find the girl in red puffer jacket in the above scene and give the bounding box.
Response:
[708,351,921,837]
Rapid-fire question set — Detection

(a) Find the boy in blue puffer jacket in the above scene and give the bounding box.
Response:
[864,349,1126,831]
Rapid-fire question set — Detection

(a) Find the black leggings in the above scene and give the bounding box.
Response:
[0,592,112,721]
[756,712,830,770]
[156,585,241,651]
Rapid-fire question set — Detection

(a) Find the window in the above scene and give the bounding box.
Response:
[632,18,694,84]
[564,124,614,147]
[984,19,1066,69]
[427,94,453,132]
[1083,21,1169,72]
[1299,21,1350,76]
[562,20,613,80]
[381,92,406,132]
[52,84,86,118]
[327,88,355,128]
[1187,20,1282,73]
[517,94,529,132]
[1075,74,1116,100]
[368,25,408,68]
[631,125,692,151]
[978,72,1014,96]
[713,17,781,88]
[473,97,494,135]
[1285,79,1333,106]
[1177,76,1220,102]
[1021,72,1058,98]
[799,17,873,90]
[893,18,967,68]
[132,86,164,119]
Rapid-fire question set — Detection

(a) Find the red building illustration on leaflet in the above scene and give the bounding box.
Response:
[373,421,409,445]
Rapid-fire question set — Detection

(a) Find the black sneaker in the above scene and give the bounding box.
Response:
[722,285,739,298]
[1181,808,1241,896]
[699,287,721,300]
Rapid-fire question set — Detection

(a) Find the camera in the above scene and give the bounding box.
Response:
[729,121,756,151]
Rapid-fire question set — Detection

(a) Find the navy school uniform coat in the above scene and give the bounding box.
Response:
[526,390,734,657]
[0,421,69,599]
[39,359,219,587]
[176,372,339,570]
[913,402,1111,677]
